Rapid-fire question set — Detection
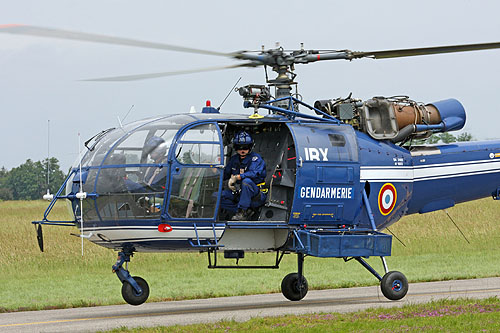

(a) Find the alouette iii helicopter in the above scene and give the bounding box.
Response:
[3,25,500,306]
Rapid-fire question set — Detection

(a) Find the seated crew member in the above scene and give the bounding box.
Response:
[221,131,266,221]
[142,136,168,192]
[127,136,168,213]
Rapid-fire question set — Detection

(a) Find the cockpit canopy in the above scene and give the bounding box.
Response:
[66,114,223,222]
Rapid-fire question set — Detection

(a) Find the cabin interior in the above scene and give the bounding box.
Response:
[76,120,297,224]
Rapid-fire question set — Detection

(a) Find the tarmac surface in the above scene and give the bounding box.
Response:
[1,277,499,332]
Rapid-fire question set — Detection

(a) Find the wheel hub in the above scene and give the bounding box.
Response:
[391,279,402,292]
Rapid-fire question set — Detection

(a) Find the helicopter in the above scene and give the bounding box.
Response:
[3,24,500,306]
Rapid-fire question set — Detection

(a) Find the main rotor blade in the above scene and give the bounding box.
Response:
[0,24,232,57]
[350,42,500,59]
[82,63,257,81]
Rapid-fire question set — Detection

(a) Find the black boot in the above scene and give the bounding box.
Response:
[232,208,250,221]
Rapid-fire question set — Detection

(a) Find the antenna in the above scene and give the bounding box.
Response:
[43,120,54,201]
[75,133,92,254]
[117,105,134,128]
[217,77,241,110]
[47,119,50,188]
[117,116,123,128]
[122,104,134,124]
[78,133,84,256]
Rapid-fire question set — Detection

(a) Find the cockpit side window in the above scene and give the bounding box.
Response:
[174,124,221,165]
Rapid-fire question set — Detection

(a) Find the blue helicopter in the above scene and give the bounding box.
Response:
[3,25,500,306]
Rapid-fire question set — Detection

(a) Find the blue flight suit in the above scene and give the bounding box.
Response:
[126,164,167,193]
[221,151,267,213]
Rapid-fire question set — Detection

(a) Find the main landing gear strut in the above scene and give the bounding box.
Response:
[352,256,409,300]
[112,248,150,305]
[281,253,408,301]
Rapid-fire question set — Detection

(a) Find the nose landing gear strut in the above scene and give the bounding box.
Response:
[112,248,150,305]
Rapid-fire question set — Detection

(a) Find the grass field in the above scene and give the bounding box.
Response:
[104,298,500,332]
[1,198,500,312]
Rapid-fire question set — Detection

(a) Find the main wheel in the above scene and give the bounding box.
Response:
[281,273,308,301]
[380,271,408,300]
[121,276,150,305]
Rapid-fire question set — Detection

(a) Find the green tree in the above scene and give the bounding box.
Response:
[43,157,66,195]
[4,158,66,200]
[6,159,44,200]
[0,167,13,200]
[437,133,457,143]
[408,131,474,146]
[426,135,440,144]
[457,132,474,142]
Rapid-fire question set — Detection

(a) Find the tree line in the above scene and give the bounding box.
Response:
[425,132,473,144]
[408,132,474,145]
[0,158,66,200]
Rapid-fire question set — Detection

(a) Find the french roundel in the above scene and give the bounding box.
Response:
[378,183,397,216]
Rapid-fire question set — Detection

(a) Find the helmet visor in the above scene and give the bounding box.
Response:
[235,144,252,151]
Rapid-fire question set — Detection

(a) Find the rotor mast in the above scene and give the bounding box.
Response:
[269,64,295,108]
[235,45,350,109]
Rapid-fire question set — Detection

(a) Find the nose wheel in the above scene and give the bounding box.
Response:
[121,276,150,306]
[112,249,150,306]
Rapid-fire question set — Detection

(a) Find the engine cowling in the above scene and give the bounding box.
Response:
[314,96,466,142]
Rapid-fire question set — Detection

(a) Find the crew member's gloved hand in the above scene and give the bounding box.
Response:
[137,196,150,208]
[228,174,238,191]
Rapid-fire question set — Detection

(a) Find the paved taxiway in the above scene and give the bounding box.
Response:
[1,277,499,332]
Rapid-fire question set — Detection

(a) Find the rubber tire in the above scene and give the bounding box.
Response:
[121,276,150,306]
[281,273,308,301]
[380,271,408,301]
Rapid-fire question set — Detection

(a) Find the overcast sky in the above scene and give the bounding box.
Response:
[1,1,500,171]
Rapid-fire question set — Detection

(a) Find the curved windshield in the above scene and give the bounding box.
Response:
[66,115,194,222]
[80,118,157,168]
